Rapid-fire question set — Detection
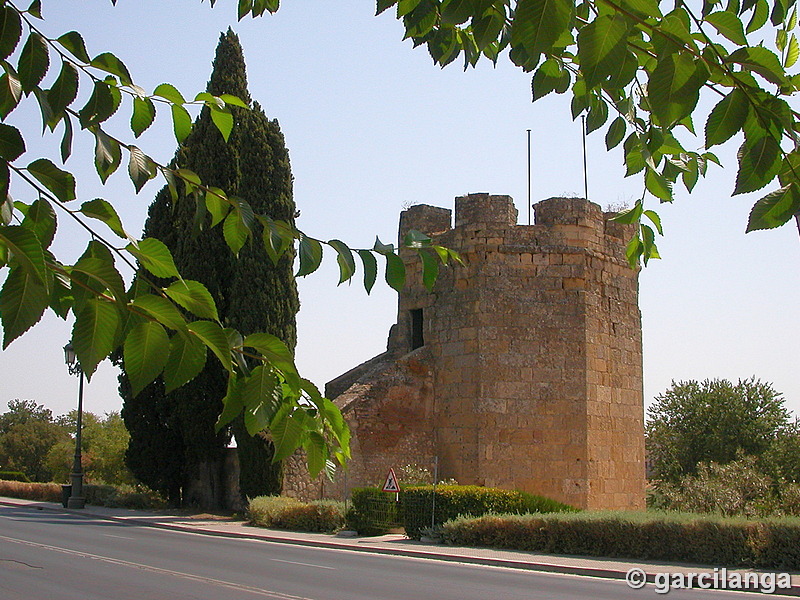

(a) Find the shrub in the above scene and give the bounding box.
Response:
[440,511,800,570]
[0,479,61,502]
[83,484,166,510]
[346,487,402,535]
[0,471,30,482]
[650,455,782,517]
[248,496,346,533]
[402,485,576,539]
[0,479,164,508]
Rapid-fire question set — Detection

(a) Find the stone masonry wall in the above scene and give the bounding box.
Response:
[283,193,645,510]
[397,194,644,509]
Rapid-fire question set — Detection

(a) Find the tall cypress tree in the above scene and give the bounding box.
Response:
[121,29,298,508]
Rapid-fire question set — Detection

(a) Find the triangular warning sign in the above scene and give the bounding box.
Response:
[382,468,400,493]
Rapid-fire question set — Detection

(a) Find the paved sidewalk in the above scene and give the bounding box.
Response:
[2,496,799,596]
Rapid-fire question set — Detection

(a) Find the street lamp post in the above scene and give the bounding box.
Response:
[63,342,86,509]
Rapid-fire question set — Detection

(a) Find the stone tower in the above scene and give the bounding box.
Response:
[284,193,646,510]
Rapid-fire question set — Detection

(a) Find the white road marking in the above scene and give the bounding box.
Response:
[268,558,335,570]
[0,534,315,600]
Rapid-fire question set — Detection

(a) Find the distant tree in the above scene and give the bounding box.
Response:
[0,399,55,434]
[646,378,792,482]
[761,419,800,483]
[120,30,297,508]
[47,411,135,485]
[0,400,69,482]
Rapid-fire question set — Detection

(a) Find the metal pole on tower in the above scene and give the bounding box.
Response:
[527,129,531,225]
[582,115,589,201]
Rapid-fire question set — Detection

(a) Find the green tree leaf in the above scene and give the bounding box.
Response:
[153,82,186,105]
[705,89,748,148]
[734,135,782,194]
[93,128,122,183]
[746,184,800,231]
[21,197,55,248]
[187,319,232,373]
[0,224,47,283]
[127,145,156,193]
[164,331,207,393]
[210,105,233,142]
[384,252,406,291]
[90,52,132,86]
[164,279,219,321]
[131,96,156,138]
[78,81,118,128]
[79,198,127,239]
[126,237,180,279]
[512,0,574,58]
[440,0,476,25]
[0,265,48,349]
[241,365,281,434]
[420,248,439,291]
[577,13,630,89]
[270,407,308,461]
[0,71,23,119]
[297,235,323,276]
[205,187,231,228]
[328,239,356,284]
[645,167,674,201]
[46,61,79,117]
[357,249,378,294]
[605,116,626,149]
[786,34,799,68]
[705,11,747,45]
[17,32,48,93]
[216,374,246,432]
[71,255,127,306]
[648,53,706,128]
[304,431,327,478]
[219,93,248,108]
[243,332,297,379]
[27,158,76,202]
[56,31,91,63]
[0,123,25,161]
[223,205,250,256]
[60,113,73,162]
[124,321,170,397]
[171,104,192,144]
[532,58,563,100]
[0,6,22,61]
[130,294,188,333]
[747,0,769,33]
[726,46,786,84]
[71,297,120,378]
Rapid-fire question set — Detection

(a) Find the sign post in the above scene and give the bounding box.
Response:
[382,467,400,502]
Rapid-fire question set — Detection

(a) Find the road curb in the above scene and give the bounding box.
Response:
[3,498,799,596]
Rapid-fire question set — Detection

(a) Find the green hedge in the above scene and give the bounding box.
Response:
[345,485,575,538]
[346,487,402,535]
[402,485,576,539]
[0,471,30,483]
[441,511,800,570]
[248,496,346,533]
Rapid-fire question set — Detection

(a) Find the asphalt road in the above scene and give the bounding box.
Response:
[0,504,782,600]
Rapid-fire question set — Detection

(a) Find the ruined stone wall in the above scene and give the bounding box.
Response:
[282,349,435,501]
[283,193,645,510]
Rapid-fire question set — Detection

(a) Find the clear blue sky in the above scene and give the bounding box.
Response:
[1,0,798,420]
